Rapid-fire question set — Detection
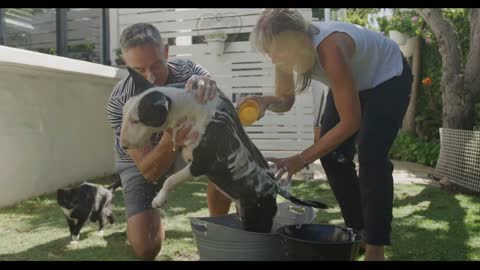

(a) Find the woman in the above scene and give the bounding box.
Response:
[237,9,413,261]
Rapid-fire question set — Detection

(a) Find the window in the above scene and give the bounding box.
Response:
[0,8,110,65]
[3,8,57,55]
[66,9,103,63]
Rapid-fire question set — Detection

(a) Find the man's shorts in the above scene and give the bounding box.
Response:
[115,154,187,218]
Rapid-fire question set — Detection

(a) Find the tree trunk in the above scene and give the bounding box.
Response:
[443,82,475,130]
[416,8,474,130]
[465,9,480,102]
[402,36,422,135]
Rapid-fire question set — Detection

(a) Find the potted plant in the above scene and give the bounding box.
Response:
[113,48,125,66]
[205,31,227,56]
[389,30,409,46]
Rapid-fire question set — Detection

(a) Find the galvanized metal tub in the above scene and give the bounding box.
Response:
[189,201,316,261]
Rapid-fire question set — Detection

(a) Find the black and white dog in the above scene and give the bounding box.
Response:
[120,68,327,233]
[56,179,121,242]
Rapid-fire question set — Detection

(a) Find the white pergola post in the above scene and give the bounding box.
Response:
[324,8,331,22]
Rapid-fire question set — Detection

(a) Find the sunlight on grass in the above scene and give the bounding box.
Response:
[1,177,479,261]
[414,219,449,232]
[328,219,346,226]
[168,207,187,213]
[192,192,206,198]
[394,201,430,219]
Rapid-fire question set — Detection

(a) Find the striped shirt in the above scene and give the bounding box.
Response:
[106,58,210,164]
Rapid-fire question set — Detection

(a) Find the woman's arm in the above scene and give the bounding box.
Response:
[236,64,296,120]
[300,33,361,164]
[264,65,296,112]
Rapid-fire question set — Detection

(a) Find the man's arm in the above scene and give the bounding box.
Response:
[127,133,178,182]
[190,60,210,77]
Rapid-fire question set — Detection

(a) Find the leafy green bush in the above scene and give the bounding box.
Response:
[389,132,440,167]
[377,9,434,40]
[342,8,380,27]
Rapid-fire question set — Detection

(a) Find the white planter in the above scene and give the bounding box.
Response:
[389,30,408,46]
[400,36,417,58]
[206,38,226,56]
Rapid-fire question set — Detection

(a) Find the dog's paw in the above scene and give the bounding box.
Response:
[95,230,104,237]
[69,235,80,245]
[152,191,167,208]
[71,234,79,242]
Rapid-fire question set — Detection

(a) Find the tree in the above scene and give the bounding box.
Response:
[415,8,480,130]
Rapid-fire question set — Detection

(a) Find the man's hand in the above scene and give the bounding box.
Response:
[161,125,199,149]
[185,75,218,104]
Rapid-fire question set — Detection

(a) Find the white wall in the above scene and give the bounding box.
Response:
[0,45,126,207]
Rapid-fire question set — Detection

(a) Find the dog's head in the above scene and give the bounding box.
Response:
[120,67,172,150]
[56,183,96,211]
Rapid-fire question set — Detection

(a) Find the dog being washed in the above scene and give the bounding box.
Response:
[120,67,327,233]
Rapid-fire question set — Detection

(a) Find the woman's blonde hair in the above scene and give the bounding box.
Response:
[251,9,319,94]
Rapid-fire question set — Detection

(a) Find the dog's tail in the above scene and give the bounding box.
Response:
[107,178,122,192]
[277,186,328,209]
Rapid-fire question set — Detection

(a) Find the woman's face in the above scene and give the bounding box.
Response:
[267,31,315,74]
[267,33,297,71]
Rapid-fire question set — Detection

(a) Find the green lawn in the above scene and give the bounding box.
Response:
[0,177,479,261]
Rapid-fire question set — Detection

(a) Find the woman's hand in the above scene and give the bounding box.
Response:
[266,154,308,182]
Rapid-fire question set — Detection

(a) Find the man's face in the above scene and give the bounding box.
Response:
[122,43,169,86]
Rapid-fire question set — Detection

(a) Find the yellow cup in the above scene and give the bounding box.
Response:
[238,99,260,126]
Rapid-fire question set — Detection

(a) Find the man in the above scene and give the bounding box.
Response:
[106,23,232,260]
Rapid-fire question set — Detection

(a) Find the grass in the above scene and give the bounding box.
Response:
[0,177,479,261]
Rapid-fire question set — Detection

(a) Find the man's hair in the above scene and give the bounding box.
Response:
[119,23,165,52]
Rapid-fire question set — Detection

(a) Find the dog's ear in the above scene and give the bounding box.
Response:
[127,67,156,96]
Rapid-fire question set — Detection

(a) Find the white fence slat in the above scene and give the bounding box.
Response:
[253,140,312,151]
[120,9,263,25]
[118,8,174,15]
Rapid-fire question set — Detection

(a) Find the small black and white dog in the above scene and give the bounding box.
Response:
[56,179,121,242]
[120,67,327,233]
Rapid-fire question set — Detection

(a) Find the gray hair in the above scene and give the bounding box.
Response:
[119,23,165,53]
